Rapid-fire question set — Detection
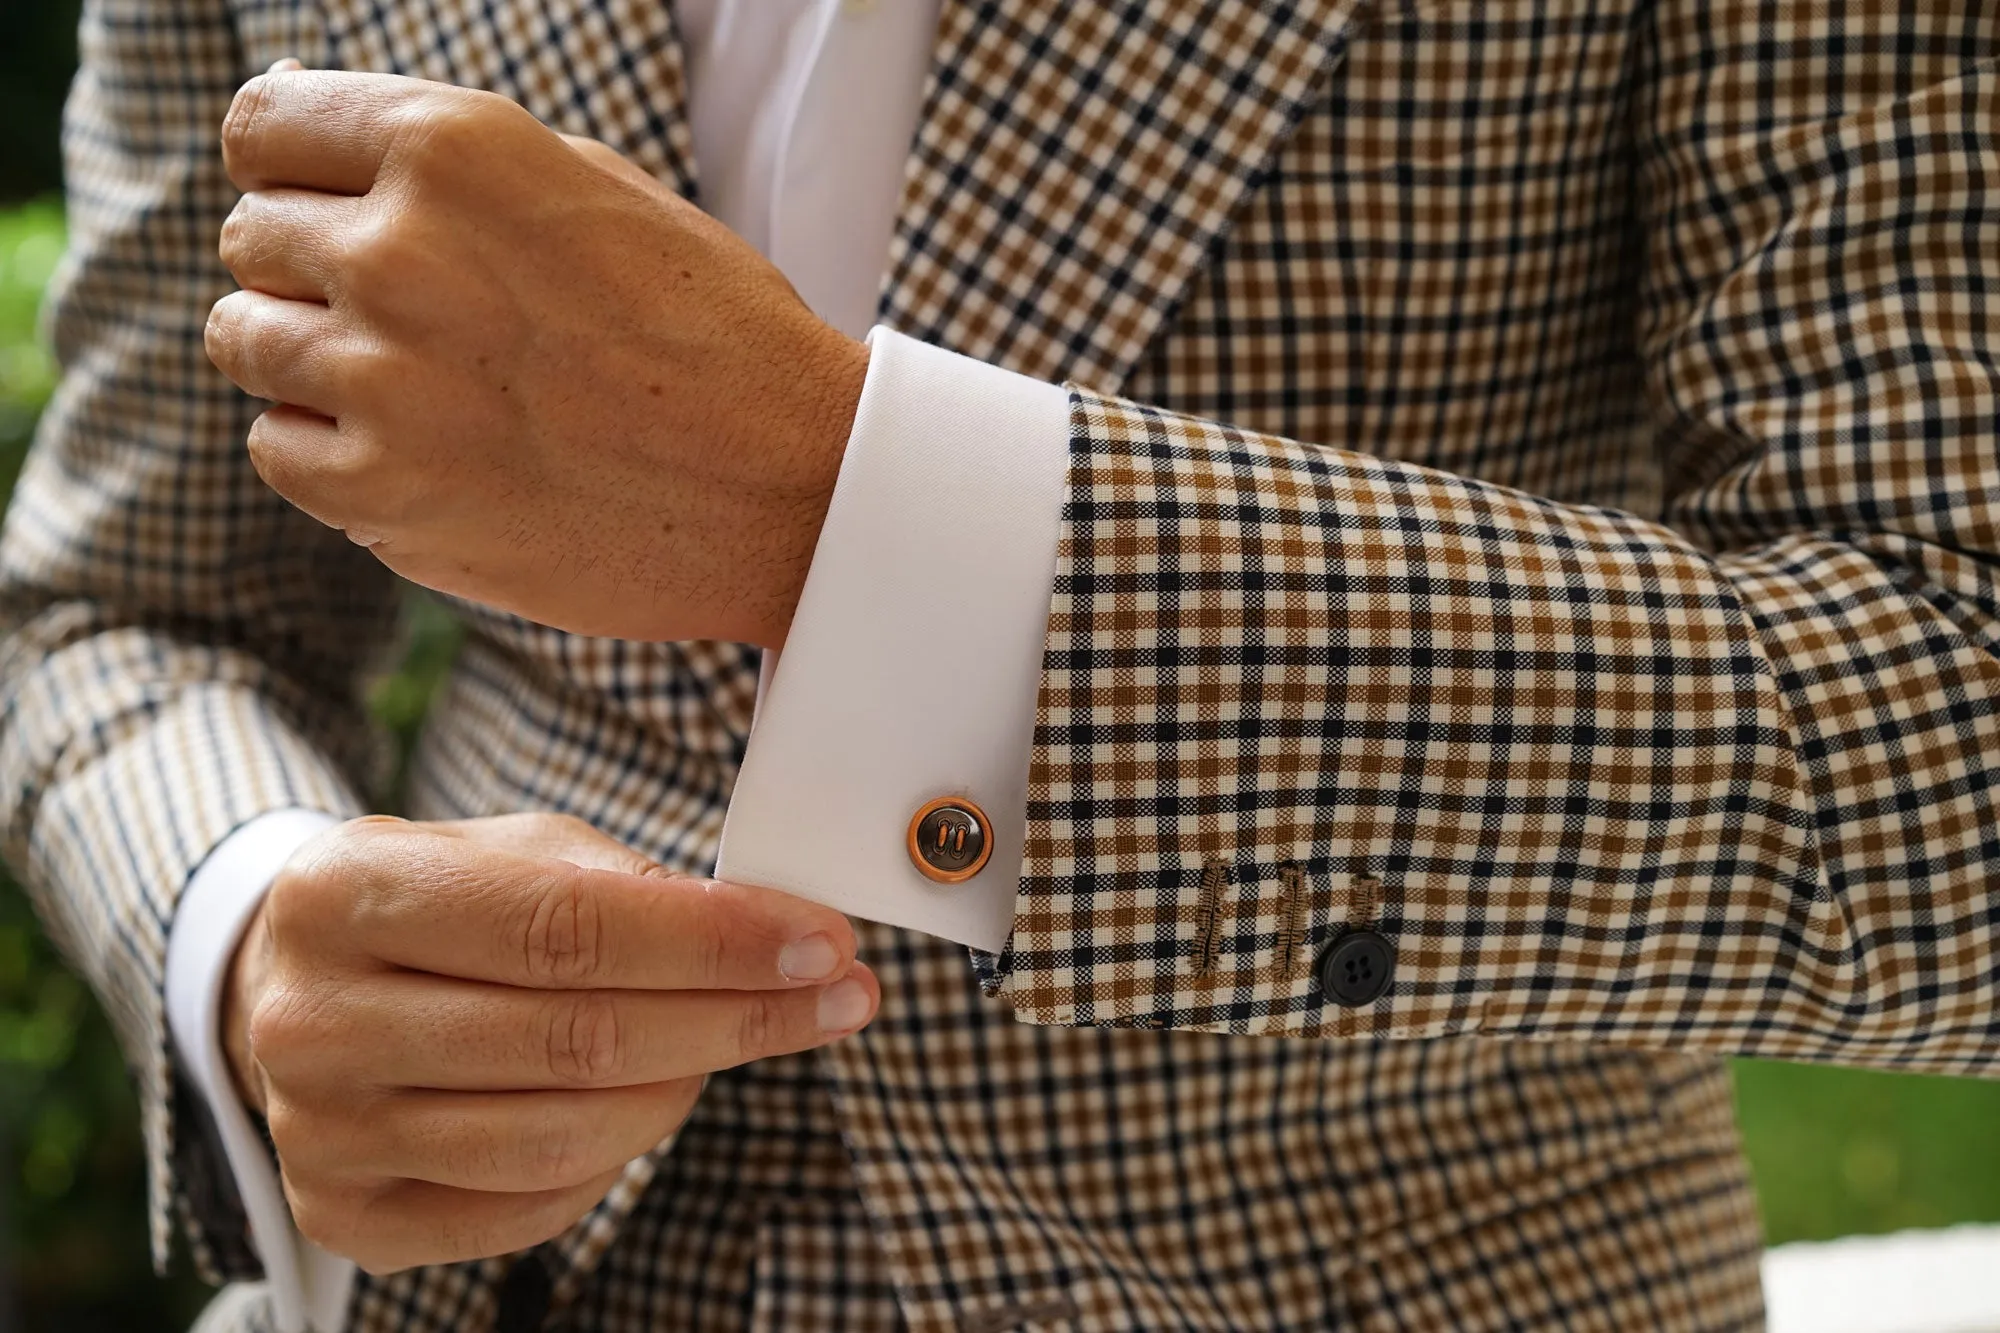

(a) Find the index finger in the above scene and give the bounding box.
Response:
[221,68,441,194]
[298,823,858,991]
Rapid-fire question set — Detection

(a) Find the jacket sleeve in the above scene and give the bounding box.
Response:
[0,0,396,1276]
[996,0,2000,1074]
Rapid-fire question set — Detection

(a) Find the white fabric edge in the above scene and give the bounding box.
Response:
[165,807,355,1333]
[1762,1224,2000,1333]
[717,326,1071,953]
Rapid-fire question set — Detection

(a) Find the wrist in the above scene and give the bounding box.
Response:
[751,329,869,650]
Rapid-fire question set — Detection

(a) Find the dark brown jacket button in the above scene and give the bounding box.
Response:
[1316,929,1395,1007]
[908,797,992,883]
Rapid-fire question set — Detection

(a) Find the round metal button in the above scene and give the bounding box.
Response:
[908,796,993,883]
[1315,929,1395,1007]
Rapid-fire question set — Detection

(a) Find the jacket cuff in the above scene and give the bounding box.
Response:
[11,670,372,1276]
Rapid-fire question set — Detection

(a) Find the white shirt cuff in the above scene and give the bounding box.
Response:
[165,808,355,1333]
[717,326,1070,952]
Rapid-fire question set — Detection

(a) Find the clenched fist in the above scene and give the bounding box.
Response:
[223,813,878,1273]
[204,68,868,649]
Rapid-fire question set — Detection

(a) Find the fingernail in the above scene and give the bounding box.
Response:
[816,977,872,1033]
[267,57,304,73]
[778,932,840,982]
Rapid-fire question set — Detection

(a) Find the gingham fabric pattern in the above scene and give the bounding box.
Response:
[1,0,1992,1329]
[992,0,2000,1075]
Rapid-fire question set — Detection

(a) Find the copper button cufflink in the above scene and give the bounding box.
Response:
[908,796,992,883]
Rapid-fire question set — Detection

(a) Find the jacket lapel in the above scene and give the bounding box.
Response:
[320,0,1360,389]
[317,0,699,198]
[879,0,1363,391]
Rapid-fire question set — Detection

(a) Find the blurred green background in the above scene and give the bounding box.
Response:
[0,4,1996,1330]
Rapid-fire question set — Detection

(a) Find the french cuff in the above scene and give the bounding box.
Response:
[717,326,1070,953]
[165,808,356,1333]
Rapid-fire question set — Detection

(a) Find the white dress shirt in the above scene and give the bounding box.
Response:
[163,2,1068,1327]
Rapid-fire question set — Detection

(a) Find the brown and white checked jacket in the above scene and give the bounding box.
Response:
[6,0,1998,1328]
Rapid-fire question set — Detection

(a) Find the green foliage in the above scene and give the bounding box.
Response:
[0,200,64,474]
[1735,1059,2000,1243]
[0,876,212,1330]
[0,192,1996,1331]
[0,0,79,204]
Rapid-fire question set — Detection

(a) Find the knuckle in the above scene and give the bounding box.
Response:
[289,1180,376,1262]
[392,92,499,172]
[265,1099,337,1179]
[512,810,588,842]
[246,983,316,1065]
[339,218,415,301]
[487,811,540,838]
[242,410,298,490]
[285,1186,342,1252]
[333,343,398,409]
[261,855,319,945]
[220,76,274,165]
[522,1111,586,1187]
[315,424,393,492]
[521,873,605,987]
[263,1097,305,1157]
[734,994,791,1063]
[321,817,410,897]
[540,990,622,1086]
[674,891,739,987]
[345,813,413,843]
[217,200,254,270]
[679,917,728,989]
[687,885,792,985]
[204,291,248,359]
[568,136,623,174]
[268,816,408,948]
[321,820,451,950]
[546,812,596,839]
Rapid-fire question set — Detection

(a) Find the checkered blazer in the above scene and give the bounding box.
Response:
[6,0,1996,1327]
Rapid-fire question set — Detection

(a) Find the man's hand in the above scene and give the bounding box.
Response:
[221,813,879,1274]
[203,70,869,649]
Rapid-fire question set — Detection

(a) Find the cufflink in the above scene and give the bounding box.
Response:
[907,796,992,883]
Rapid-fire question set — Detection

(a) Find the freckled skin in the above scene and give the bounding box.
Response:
[206,69,869,650]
